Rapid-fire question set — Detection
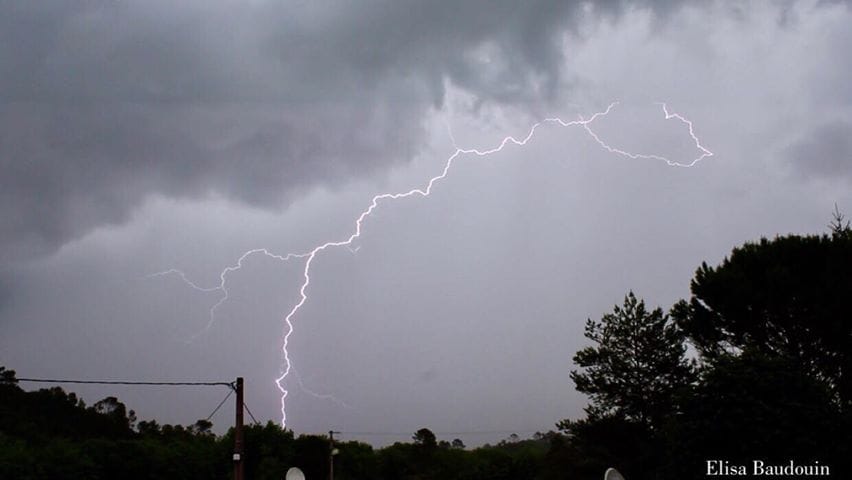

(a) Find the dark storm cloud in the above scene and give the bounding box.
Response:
[786,120,852,181]
[0,0,699,263]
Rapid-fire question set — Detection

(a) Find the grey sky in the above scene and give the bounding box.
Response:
[2,1,851,446]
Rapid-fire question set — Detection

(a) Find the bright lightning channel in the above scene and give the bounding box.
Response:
[152,102,713,427]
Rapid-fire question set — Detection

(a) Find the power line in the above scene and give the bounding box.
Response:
[205,388,234,421]
[243,402,260,425]
[15,377,234,387]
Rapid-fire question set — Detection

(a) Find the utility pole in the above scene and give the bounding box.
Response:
[328,430,339,480]
[234,377,244,480]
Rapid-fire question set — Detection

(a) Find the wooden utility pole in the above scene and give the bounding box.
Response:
[234,377,244,480]
[328,430,337,480]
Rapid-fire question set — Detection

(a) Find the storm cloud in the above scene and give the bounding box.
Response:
[0,0,692,262]
[787,120,852,181]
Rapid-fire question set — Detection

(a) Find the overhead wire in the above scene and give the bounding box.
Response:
[15,377,233,387]
[243,402,260,425]
[205,388,234,421]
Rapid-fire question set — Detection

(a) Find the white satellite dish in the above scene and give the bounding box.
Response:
[286,467,306,480]
[604,467,626,480]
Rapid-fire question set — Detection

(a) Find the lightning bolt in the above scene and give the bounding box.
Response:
[149,249,311,343]
[153,101,712,427]
[291,366,354,410]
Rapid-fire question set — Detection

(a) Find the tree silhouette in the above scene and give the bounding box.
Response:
[672,227,852,406]
[413,427,437,449]
[829,203,851,238]
[0,366,16,385]
[0,368,569,480]
[570,292,695,428]
[665,352,846,478]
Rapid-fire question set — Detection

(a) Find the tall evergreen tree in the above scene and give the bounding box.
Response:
[671,224,852,407]
[570,292,695,428]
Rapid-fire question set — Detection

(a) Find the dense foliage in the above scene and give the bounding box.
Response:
[570,292,695,428]
[562,216,851,479]
[671,229,852,407]
[2,215,850,479]
[0,371,556,480]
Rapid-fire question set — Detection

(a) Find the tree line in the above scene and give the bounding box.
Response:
[558,209,851,478]
[1,210,850,479]
[0,376,554,480]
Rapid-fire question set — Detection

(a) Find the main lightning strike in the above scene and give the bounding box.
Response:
[154,102,712,427]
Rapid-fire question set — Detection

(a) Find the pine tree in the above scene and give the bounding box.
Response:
[570,292,695,428]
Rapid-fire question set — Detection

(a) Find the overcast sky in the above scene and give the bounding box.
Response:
[2,0,851,446]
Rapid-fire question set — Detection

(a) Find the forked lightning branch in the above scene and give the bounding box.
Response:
[152,102,713,427]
